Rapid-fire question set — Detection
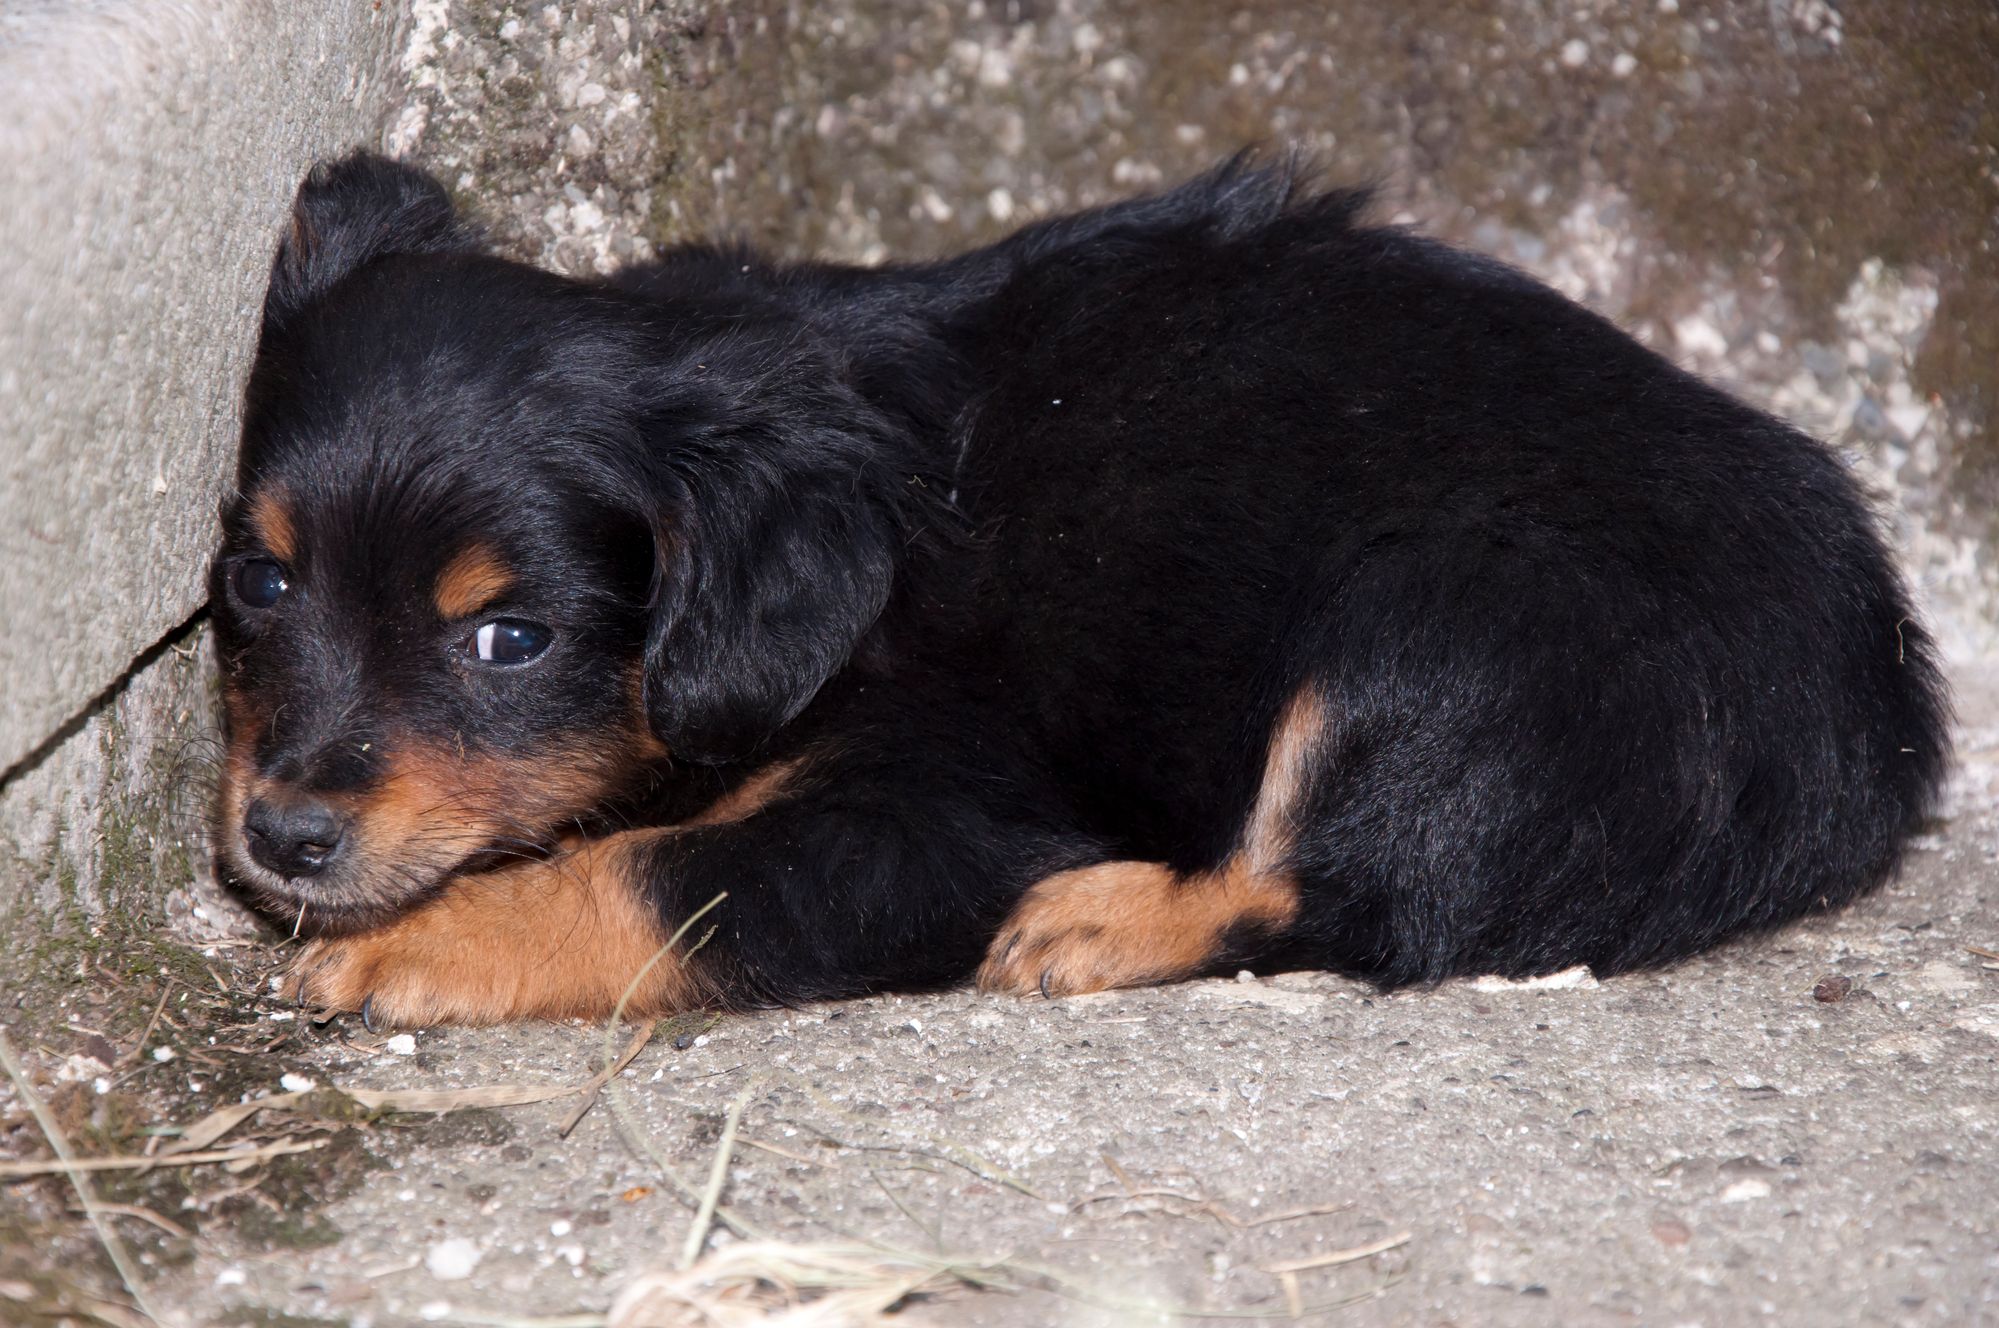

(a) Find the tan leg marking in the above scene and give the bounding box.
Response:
[284,832,702,1026]
[978,688,1327,997]
[977,859,1299,996]
[246,488,297,563]
[433,542,514,620]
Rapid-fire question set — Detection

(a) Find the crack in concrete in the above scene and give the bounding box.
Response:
[0,607,209,795]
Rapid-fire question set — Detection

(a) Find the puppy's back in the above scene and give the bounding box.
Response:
[938,174,1950,982]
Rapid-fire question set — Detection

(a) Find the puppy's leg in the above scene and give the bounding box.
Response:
[286,832,699,1026]
[976,859,1299,997]
[626,779,1092,1006]
[979,684,1326,997]
[291,746,1096,1023]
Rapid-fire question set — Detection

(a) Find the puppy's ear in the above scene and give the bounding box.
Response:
[638,359,903,764]
[263,152,478,331]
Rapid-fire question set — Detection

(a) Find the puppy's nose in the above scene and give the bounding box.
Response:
[243,795,348,879]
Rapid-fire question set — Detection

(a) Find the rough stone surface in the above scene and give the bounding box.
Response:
[0,0,411,774]
[0,624,248,946]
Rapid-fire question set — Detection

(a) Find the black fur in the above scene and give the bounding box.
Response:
[212,150,1950,1007]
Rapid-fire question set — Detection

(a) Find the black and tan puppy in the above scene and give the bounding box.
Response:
[209,152,1949,1026]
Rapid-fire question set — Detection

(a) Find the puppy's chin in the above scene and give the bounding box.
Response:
[220,830,574,937]
[220,841,454,938]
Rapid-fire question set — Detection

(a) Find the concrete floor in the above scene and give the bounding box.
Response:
[65,662,1986,1327]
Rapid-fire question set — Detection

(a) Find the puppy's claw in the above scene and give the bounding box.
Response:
[285,936,385,1022]
[1038,970,1053,1001]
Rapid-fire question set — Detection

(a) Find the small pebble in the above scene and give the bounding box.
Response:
[1471,965,1598,992]
[1651,1218,1692,1247]
[426,1238,481,1281]
[384,1033,419,1056]
[550,1219,573,1237]
[1560,39,1589,67]
[54,1057,96,1090]
[151,1046,176,1062]
[280,1073,316,1093]
[1813,975,1853,1003]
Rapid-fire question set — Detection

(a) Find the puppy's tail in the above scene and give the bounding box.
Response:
[944,147,1366,294]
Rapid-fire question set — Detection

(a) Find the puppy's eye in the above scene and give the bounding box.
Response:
[469,619,553,665]
[234,558,289,608]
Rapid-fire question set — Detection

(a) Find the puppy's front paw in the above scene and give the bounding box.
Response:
[284,933,450,1030]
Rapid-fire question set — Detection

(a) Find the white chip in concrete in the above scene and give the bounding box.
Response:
[425,1239,481,1281]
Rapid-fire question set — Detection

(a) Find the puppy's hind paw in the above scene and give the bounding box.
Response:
[977,859,1300,999]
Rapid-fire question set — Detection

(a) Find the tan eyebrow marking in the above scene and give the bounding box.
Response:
[434,543,515,620]
[246,488,297,563]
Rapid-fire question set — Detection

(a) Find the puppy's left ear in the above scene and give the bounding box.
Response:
[263,152,479,332]
[637,365,904,765]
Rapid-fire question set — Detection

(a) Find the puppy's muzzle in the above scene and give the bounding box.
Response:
[243,793,349,879]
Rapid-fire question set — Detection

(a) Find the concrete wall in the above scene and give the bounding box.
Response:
[0,2,412,775]
[0,1,417,942]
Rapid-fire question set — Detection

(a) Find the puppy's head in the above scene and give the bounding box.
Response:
[212,153,904,930]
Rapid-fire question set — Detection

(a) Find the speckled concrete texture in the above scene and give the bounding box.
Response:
[0,623,237,941]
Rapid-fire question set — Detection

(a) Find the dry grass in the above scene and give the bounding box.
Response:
[0,1025,169,1326]
[608,1241,1002,1327]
